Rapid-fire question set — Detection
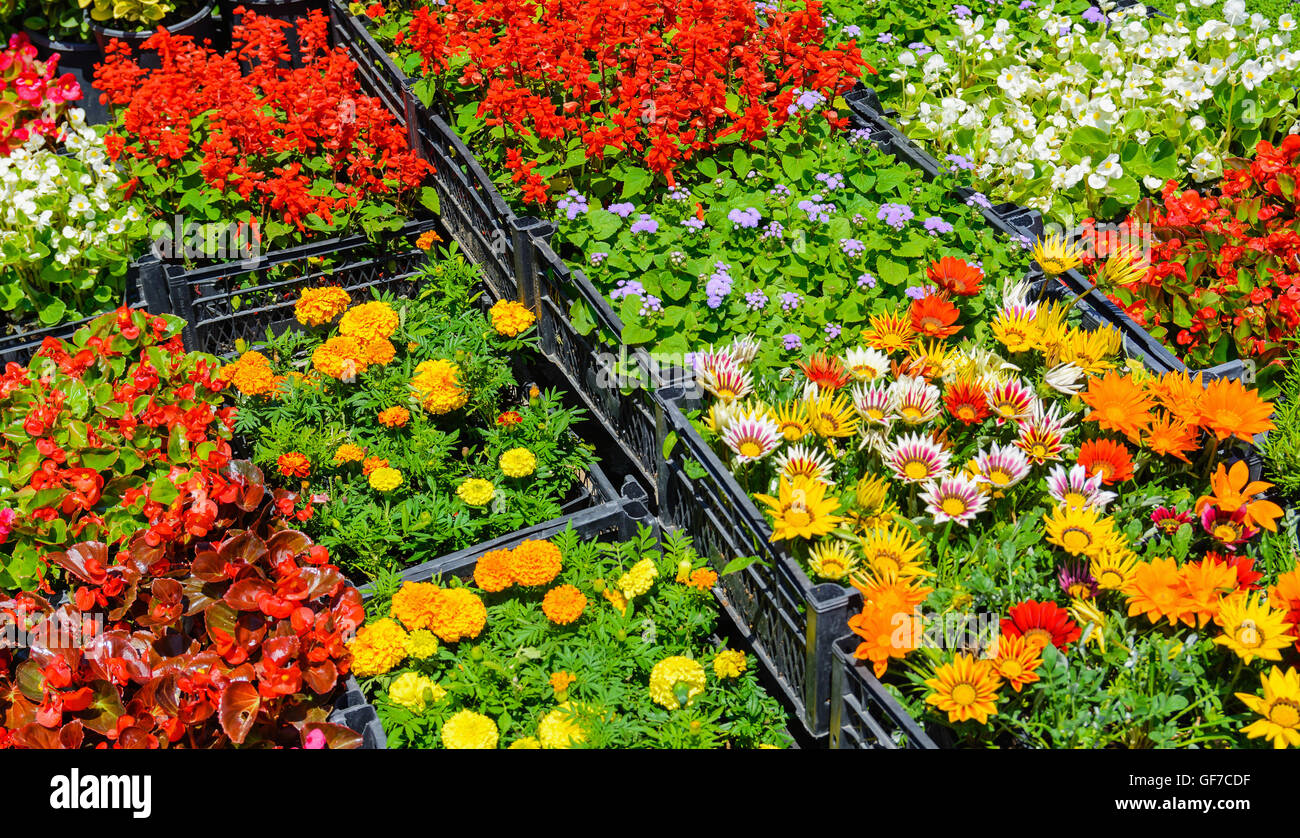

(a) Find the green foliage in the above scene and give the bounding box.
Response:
[1263,357,1300,497]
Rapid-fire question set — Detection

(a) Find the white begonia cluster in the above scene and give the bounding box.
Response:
[884,1,1300,220]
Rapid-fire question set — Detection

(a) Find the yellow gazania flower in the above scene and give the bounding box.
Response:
[858,524,929,579]
[924,654,1002,725]
[1031,232,1084,276]
[1045,504,1117,559]
[1090,541,1139,591]
[754,476,844,542]
[805,389,859,438]
[1235,666,1300,749]
[1055,325,1123,375]
[862,309,914,354]
[990,307,1041,354]
[1070,597,1110,653]
[808,541,860,582]
[772,399,811,442]
[1031,300,1071,356]
[1213,593,1295,664]
[1094,245,1148,287]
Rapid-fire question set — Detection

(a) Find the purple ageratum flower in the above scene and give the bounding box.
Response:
[816,172,846,191]
[728,207,763,229]
[745,290,769,311]
[852,213,868,226]
[923,216,954,236]
[783,333,803,351]
[905,286,931,301]
[780,291,802,312]
[945,153,974,170]
[843,24,861,37]
[1018,0,1035,8]
[797,199,836,224]
[607,202,636,218]
[682,217,707,232]
[770,183,791,199]
[590,251,609,265]
[847,127,873,145]
[857,273,877,289]
[556,189,589,221]
[640,295,663,316]
[954,4,972,17]
[705,264,734,309]
[762,221,785,240]
[630,214,660,234]
[877,202,915,230]
[610,279,647,300]
[667,186,690,202]
[1058,23,1071,36]
[965,192,993,210]
[795,89,826,111]
[840,238,866,257]
[877,32,894,44]
[824,323,842,341]
[1081,5,1106,23]
[908,42,933,56]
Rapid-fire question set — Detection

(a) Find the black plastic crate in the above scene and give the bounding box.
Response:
[829,635,939,749]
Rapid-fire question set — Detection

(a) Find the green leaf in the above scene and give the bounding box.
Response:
[621,322,657,345]
[419,186,441,215]
[721,554,766,576]
[621,167,653,199]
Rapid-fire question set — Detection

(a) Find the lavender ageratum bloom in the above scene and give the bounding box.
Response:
[639,295,663,316]
[745,290,769,311]
[824,323,842,341]
[795,89,826,111]
[1081,5,1105,23]
[783,333,803,351]
[847,127,873,145]
[945,153,974,170]
[905,286,931,301]
[770,183,791,198]
[682,217,706,232]
[857,273,877,289]
[843,24,861,37]
[797,199,836,224]
[667,187,690,202]
[965,192,993,210]
[908,42,932,56]
[852,213,867,226]
[815,172,845,191]
[780,291,802,312]
[762,220,785,239]
[609,279,647,300]
[630,214,660,234]
[954,4,972,17]
[590,251,609,265]
[877,202,915,229]
[606,202,636,218]
[876,32,894,43]
[923,216,954,236]
[840,238,866,257]
[1018,0,1035,8]
[728,207,763,229]
[556,190,589,220]
[705,263,734,309]
[668,250,687,267]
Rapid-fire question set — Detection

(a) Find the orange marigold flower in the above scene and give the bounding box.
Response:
[378,406,410,428]
[427,587,487,643]
[339,301,399,344]
[1198,377,1275,443]
[276,452,310,479]
[909,294,962,339]
[294,286,351,327]
[1194,460,1284,533]
[549,670,576,694]
[390,581,442,630]
[542,584,587,625]
[312,335,369,380]
[334,443,366,464]
[509,539,563,586]
[416,230,442,250]
[1077,438,1134,485]
[473,548,514,593]
[990,632,1043,693]
[362,456,389,476]
[687,568,718,590]
[1141,411,1200,463]
[360,337,396,367]
[1080,370,1153,440]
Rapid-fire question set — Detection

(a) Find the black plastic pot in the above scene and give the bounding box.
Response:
[219,0,324,68]
[21,28,111,126]
[89,0,223,68]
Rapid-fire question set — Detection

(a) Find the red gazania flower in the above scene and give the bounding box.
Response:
[277,452,311,479]
[796,353,850,389]
[909,295,962,339]
[943,378,989,425]
[1001,600,1080,651]
[1204,551,1263,591]
[926,256,983,296]
[1150,506,1193,535]
[1077,438,1134,485]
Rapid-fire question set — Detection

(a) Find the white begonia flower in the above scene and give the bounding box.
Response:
[1189,150,1222,182]
[1088,154,1123,189]
[1223,0,1246,25]
[1280,14,1296,32]
[1143,175,1166,190]
[1237,58,1269,90]
[897,50,917,67]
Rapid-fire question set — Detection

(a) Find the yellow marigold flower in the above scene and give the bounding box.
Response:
[602,586,627,614]
[489,299,537,337]
[618,557,659,599]
[339,300,399,344]
[473,548,514,593]
[499,447,537,478]
[391,581,441,631]
[509,737,542,749]
[549,671,576,694]
[377,406,410,428]
[510,539,562,586]
[312,335,370,380]
[649,656,707,710]
[295,286,351,327]
[405,629,440,659]
[360,337,397,367]
[388,671,439,712]
[347,618,408,677]
[411,359,468,415]
[538,702,587,749]
[456,478,495,507]
[542,584,587,625]
[334,443,366,464]
[369,466,403,493]
[441,710,498,749]
[428,587,488,643]
[713,649,747,680]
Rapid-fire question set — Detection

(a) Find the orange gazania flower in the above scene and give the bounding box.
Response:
[862,309,915,354]
[943,376,989,425]
[1198,377,1275,443]
[1077,438,1134,485]
[1194,460,1284,533]
[848,599,920,678]
[1123,557,1194,627]
[909,294,961,339]
[1142,411,1200,463]
[1000,600,1080,650]
[276,452,311,479]
[1148,370,1205,426]
[990,633,1043,693]
[1178,557,1240,627]
[1267,568,1300,653]
[926,256,984,296]
[1080,371,1153,440]
[796,353,851,389]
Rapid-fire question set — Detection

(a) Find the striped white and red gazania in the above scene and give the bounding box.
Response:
[1045,463,1117,512]
[920,473,988,526]
[972,442,1031,490]
[851,379,897,427]
[721,413,781,463]
[890,375,942,425]
[884,432,951,484]
[984,376,1035,424]
[1014,399,1073,464]
[774,443,835,484]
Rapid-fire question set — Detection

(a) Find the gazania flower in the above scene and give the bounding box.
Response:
[797,352,850,389]
[1070,597,1109,651]
[862,309,914,353]
[1124,557,1194,626]
[1031,232,1083,276]
[1151,506,1193,535]
[699,364,753,403]
[1268,569,1300,653]
[1195,460,1283,533]
[990,633,1043,693]
[774,444,834,484]
[850,599,921,678]
[926,256,983,296]
[1043,362,1088,396]
[754,476,844,542]
[920,473,987,526]
[1214,593,1295,664]
[1077,438,1134,485]
[1207,552,1263,593]
[378,406,410,428]
[858,524,928,579]
[985,377,1035,423]
[1093,245,1148,287]
[725,334,761,366]
[693,348,739,382]
[1001,599,1080,650]
[1198,377,1275,443]
[1235,666,1300,749]
[1149,370,1205,426]
[1178,557,1239,627]
[843,346,890,381]
[1142,411,1200,462]
[806,389,859,438]
[1055,326,1122,375]
[772,399,811,441]
[991,306,1040,354]
[1200,504,1259,550]
[722,414,782,463]
[851,380,896,426]
[909,294,961,339]
[903,339,954,381]
[1046,464,1116,511]
[944,376,989,425]
[973,443,1031,490]
[924,654,1002,724]
[808,541,860,582]
[1031,300,1071,356]
[1045,504,1117,558]
[277,452,311,479]
[1057,559,1099,600]
[1090,541,1139,591]
[891,376,941,425]
[1014,401,1071,464]
[1080,371,1153,440]
[885,432,951,484]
